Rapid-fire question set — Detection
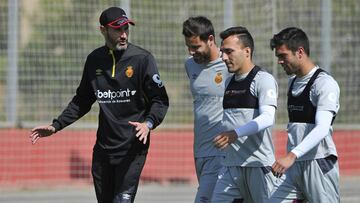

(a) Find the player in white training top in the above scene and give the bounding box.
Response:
[182,16,232,203]
[211,26,279,203]
[269,27,340,203]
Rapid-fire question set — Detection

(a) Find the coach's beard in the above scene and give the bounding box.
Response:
[115,40,128,50]
[115,43,127,51]
[107,36,128,51]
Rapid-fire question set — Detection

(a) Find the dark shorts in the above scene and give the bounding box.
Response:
[91,152,147,203]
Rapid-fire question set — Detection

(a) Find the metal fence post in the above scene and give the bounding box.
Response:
[7,0,18,127]
[321,0,332,73]
[223,0,234,30]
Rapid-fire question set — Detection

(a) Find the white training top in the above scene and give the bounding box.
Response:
[287,66,340,161]
[222,69,278,167]
[185,56,232,158]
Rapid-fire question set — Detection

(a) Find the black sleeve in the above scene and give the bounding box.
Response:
[141,54,169,129]
[52,57,96,132]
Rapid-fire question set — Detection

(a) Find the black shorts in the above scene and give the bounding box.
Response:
[91,152,147,203]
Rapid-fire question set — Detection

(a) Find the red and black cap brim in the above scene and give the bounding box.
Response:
[107,17,135,29]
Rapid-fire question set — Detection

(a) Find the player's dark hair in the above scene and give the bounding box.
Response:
[270,27,310,56]
[182,16,215,42]
[220,26,254,58]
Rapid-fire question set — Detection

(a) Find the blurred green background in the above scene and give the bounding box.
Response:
[0,0,359,129]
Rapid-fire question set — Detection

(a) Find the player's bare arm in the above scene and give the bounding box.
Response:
[30,125,56,144]
[271,152,297,177]
[213,130,237,149]
[128,121,150,144]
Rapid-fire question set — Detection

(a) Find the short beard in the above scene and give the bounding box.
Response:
[193,51,211,64]
[105,32,128,51]
[115,43,127,51]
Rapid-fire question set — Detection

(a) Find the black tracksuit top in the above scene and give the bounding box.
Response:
[52,43,169,157]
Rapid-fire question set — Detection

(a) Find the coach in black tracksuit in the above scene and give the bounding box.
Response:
[30,7,169,203]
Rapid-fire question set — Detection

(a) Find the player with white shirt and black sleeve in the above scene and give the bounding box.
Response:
[269,27,340,203]
[182,16,232,203]
[211,26,279,203]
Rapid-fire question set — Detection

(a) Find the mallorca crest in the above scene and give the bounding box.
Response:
[214,72,223,84]
[125,66,134,78]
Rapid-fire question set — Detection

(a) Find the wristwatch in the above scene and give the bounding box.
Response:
[146,121,153,130]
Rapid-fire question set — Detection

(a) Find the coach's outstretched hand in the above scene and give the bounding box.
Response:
[30,125,56,144]
[128,121,150,144]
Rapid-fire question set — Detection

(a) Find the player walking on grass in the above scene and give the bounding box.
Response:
[269,27,340,203]
[182,16,232,203]
[211,26,279,203]
[29,7,169,203]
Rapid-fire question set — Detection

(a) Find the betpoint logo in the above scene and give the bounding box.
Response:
[95,89,136,100]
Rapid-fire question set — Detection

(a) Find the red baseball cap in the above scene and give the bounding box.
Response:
[99,7,135,28]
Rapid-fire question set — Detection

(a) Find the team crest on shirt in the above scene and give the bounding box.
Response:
[125,66,134,78]
[214,72,223,84]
